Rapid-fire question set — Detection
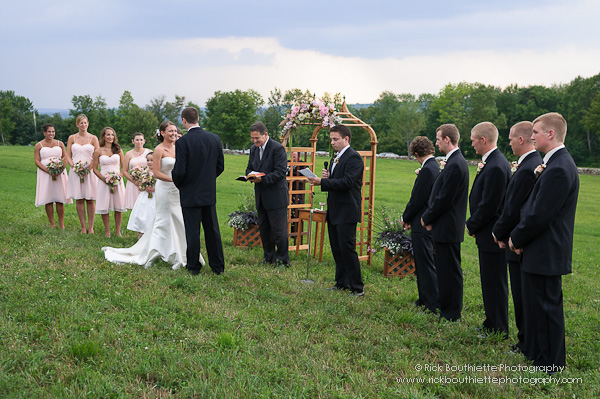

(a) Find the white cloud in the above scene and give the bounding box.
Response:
[3,36,599,109]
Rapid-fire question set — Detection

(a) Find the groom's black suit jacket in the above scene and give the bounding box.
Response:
[466,148,511,253]
[172,126,224,207]
[246,138,289,211]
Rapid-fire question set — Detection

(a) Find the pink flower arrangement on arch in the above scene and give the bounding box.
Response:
[279,99,342,139]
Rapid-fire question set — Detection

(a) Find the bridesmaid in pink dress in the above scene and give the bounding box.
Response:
[123,132,151,209]
[93,127,126,237]
[66,114,99,234]
[34,123,72,229]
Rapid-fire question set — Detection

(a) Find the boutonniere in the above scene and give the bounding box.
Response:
[439,160,446,171]
[511,161,519,174]
[476,161,486,175]
[534,163,546,177]
[333,156,340,164]
[415,167,421,175]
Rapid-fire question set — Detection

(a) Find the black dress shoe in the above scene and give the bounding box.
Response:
[276,260,291,268]
[325,285,344,290]
[187,267,201,276]
[259,260,274,266]
[350,290,365,297]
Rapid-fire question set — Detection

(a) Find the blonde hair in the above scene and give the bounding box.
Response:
[75,114,88,126]
[533,112,567,142]
[471,121,498,144]
[511,121,533,144]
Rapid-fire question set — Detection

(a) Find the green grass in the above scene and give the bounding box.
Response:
[1,146,599,398]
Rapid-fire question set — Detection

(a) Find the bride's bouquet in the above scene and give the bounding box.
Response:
[104,172,122,194]
[129,165,146,183]
[73,160,90,183]
[139,170,156,198]
[46,157,64,181]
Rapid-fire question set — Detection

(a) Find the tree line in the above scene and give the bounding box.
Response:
[1,72,599,166]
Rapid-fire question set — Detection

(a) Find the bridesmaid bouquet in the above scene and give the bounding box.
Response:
[139,171,156,198]
[105,172,122,194]
[46,157,64,181]
[129,166,146,182]
[73,161,90,183]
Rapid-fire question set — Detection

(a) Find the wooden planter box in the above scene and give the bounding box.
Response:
[383,248,415,278]
[233,226,262,248]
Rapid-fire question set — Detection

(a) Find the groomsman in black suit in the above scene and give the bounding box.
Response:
[509,112,579,372]
[492,121,542,355]
[173,107,225,275]
[401,136,439,313]
[308,125,364,296]
[466,122,511,338]
[246,122,290,267]
[421,124,469,321]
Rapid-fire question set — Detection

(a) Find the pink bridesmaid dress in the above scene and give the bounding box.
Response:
[35,146,72,207]
[96,154,126,214]
[125,149,151,209]
[67,142,98,200]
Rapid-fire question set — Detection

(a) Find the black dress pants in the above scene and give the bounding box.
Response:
[182,205,224,274]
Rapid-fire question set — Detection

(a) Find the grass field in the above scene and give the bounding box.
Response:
[1,146,599,398]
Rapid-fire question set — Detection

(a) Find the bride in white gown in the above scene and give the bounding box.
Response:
[103,121,205,270]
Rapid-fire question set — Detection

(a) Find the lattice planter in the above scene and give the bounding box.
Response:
[233,226,262,248]
[383,248,415,278]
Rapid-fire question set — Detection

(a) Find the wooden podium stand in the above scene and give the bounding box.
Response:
[294,209,327,262]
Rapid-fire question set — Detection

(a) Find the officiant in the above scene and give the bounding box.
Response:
[246,122,290,267]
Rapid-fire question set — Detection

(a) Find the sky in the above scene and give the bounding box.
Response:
[1,0,599,110]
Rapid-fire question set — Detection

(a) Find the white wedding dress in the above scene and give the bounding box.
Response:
[102,157,205,270]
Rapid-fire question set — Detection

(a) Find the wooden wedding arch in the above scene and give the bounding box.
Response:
[281,101,378,265]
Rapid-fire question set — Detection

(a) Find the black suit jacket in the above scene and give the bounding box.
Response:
[246,138,289,211]
[402,157,439,234]
[492,151,542,262]
[321,147,363,225]
[466,148,511,252]
[421,149,469,243]
[172,126,225,207]
[510,148,579,276]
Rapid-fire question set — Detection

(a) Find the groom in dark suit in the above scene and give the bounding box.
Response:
[172,107,225,275]
[308,125,364,296]
[509,112,579,372]
[492,121,542,356]
[401,136,439,313]
[421,124,469,321]
[246,122,290,267]
[466,122,511,338]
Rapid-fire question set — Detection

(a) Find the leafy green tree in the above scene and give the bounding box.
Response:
[204,89,264,149]
[0,98,16,146]
[582,91,600,148]
[114,90,159,145]
[430,83,505,158]
[0,91,36,145]
[36,113,70,143]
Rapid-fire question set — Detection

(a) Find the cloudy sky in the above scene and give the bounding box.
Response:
[1,0,599,110]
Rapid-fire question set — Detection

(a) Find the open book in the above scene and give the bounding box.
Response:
[236,171,266,181]
[298,168,317,178]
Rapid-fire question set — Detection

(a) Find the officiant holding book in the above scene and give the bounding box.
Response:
[246,122,290,267]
